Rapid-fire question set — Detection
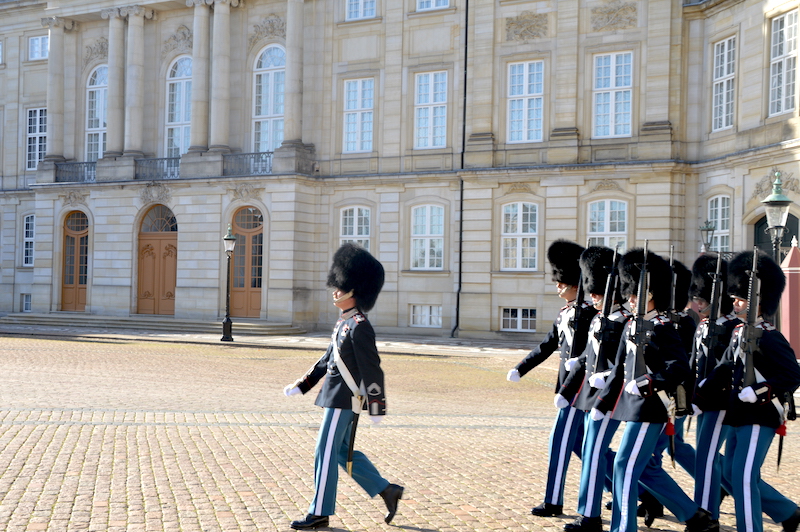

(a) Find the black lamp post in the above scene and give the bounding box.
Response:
[760,170,793,264]
[699,219,716,253]
[221,224,237,342]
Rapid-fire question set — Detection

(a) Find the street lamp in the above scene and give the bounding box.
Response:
[221,224,237,342]
[760,169,793,264]
[699,219,716,253]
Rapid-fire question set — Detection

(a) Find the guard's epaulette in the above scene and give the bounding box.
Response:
[354,312,366,323]
[652,315,670,325]
[757,321,776,331]
[580,301,593,309]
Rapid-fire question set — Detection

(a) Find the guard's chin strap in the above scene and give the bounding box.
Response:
[334,290,354,304]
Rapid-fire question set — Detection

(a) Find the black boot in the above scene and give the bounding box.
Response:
[783,507,800,532]
[380,483,404,524]
[684,508,713,532]
[563,515,604,532]
[290,514,329,530]
[637,490,664,528]
[531,502,563,517]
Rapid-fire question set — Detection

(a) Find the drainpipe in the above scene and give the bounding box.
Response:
[451,0,468,338]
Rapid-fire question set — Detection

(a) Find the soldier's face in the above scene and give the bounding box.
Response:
[693,297,710,316]
[556,282,578,301]
[732,297,747,316]
[590,293,604,310]
[332,289,356,310]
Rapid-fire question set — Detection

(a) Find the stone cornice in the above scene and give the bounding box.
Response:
[101,8,123,19]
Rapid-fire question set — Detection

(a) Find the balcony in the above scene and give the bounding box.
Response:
[55,162,97,183]
[135,158,180,180]
[223,152,273,176]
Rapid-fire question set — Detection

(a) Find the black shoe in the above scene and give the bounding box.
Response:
[684,508,713,532]
[531,502,563,517]
[707,518,720,532]
[638,491,664,528]
[290,514,329,530]
[380,483,404,524]
[783,507,800,532]
[563,516,603,532]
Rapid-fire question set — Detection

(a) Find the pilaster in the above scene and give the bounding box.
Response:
[42,17,78,162]
[187,0,212,153]
[122,5,157,157]
[101,8,125,157]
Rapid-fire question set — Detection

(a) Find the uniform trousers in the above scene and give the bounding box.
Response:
[577,412,620,517]
[694,410,729,518]
[309,408,389,516]
[546,405,585,506]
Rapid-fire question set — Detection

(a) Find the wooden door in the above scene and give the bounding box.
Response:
[138,205,178,315]
[62,211,89,311]
[231,207,263,318]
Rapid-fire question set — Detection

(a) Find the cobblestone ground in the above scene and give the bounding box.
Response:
[0,335,796,532]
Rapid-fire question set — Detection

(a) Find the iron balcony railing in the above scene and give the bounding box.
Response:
[223,152,273,176]
[55,162,97,183]
[135,157,180,180]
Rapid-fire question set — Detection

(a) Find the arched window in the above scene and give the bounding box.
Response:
[141,205,178,232]
[588,199,627,250]
[340,206,371,251]
[253,46,285,152]
[86,66,108,162]
[166,57,192,158]
[707,195,731,252]
[501,202,538,270]
[411,205,444,270]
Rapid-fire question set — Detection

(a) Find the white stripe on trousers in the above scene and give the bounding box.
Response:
[699,411,725,510]
[550,406,578,505]
[743,425,760,532]
[586,416,611,513]
[314,408,342,514]
[620,423,650,532]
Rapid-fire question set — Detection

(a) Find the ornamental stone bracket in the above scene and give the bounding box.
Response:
[41,17,79,31]
[506,11,547,42]
[231,183,263,202]
[593,179,622,192]
[249,14,286,51]
[83,37,109,70]
[591,0,637,32]
[140,182,173,206]
[163,25,193,58]
[60,190,89,207]
[750,168,799,200]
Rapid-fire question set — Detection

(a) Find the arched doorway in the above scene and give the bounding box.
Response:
[138,205,178,315]
[754,213,799,261]
[231,207,263,318]
[62,211,89,312]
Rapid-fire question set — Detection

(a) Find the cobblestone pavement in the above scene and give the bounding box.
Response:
[0,332,797,532]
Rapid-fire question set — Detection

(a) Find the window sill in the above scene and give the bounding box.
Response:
[337,16,383,27]
[402,269,451,275]
[408,6,456,17]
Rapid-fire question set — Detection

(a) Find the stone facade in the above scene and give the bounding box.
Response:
[0,0,798,338]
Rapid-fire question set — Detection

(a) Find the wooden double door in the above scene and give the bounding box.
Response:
[138,205,178,315]
[62,211,89,312]
[230,207,264,318]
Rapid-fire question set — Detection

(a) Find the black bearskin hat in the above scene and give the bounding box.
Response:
[672,260,691,311]
[326,243,385,312]
[547,239,584,285]
[689,254,733,315]
[727,250,785,317]
[618,248,673,311]
[580,246,623,304]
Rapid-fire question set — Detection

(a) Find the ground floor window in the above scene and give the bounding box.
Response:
[411,304,442,327]
[501,307,536,332]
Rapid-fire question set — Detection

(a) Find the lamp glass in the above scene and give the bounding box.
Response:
[223,227,237,254]
[763,203,790,230]
[699,220,716,251]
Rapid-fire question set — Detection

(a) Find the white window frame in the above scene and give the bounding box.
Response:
[712,37,736,132]
[86,66,108,162]
[340,206,371,251]
[501,307,537,332]
[414,71,447,149]
[343,78,374,153]
[165,57,192,158]
[346,0,376,20]
[769,10,798,117]
[508,61,544,143]
[587,199,627,251]
[253,45,286,153]
[26,108,47,171]
[417,0,448,11]
[411,204,444,270]
[593,52,633,138]
[28,35,49,60]
[0,40,4,64]
[21,294,32,313]
[501,202,538,271]
[410,305,442,328]
[707,195,731,252]
[23,214,35,267]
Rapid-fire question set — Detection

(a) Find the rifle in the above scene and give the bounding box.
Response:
[741,248,762,389]
[566,242,590,358]
[667,246,679,325]
[700,253,725,381]
[596,247,619,345]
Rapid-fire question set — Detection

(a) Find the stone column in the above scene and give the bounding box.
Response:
[42,17,77,162]
[122,5,155,157]
[208,0,239,152]
[188,0,211,153]
[282,0,304,144]
[101,8,125,157]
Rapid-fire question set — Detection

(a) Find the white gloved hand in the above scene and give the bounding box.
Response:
[284,384,301,397]
[588,373,608,389]
[507,369,521,382]
[590,408,606,422]
[692,404,703,417]
[370,416,383,424]
[624,380,641,396]
[554,394,570,409]
[698,378,707,388]
[738,386,757,403]
[564,358,579,372]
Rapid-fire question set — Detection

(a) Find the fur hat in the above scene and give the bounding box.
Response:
[580,246,623,303]
[618,248,673,312]
[689,253,733,315]
[727,250,785,317]
[326,243,385,312]
[547,240,584,285]
[672,260,691,311]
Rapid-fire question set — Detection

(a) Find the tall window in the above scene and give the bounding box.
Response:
[27,108,47,170]
[341,206,371,251]
[501,202,537,270]
[593,52,632,138]
[414,72,447,148]
[707,195,731,252]
[28,35,49,60]
[86,66,108,161]
[411,205,444,270]
[166,57,192,158]
[417,0,448,10]
[0,41,4,64]
[508,61,544,143]
[411,305,442,327]
[344,79,374,153]
[769,10,797,116]
[588,200,627,250]
[253,46,285,152]
[347,0,376,20]
[23,214,35,267]
[712,37,736,131]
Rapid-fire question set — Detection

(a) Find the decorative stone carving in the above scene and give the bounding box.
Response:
[232,183,263,201]
[101,7,122,19]
[506,183,533,195]
[249,14,286,49]
[140,182,172,205]
[61,190,88,207]
[41,17,78,31]
[591,0,637,32]
[163,25,193,58]
[506,11,547,42]
[83,38,109,70]
[750,168,799,200]
[594,179,622,192]
[120,5,157,20]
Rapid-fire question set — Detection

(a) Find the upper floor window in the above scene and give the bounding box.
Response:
[508,61,544,143]
[23,214,35,267]
[417,0,448,10]
[712,37,736,131]
[411,205,444,270]
[86,66,108,162]
[341,206,371,251]
[593,52,632,138]
[253,45,285,153]
[588,199,627,251]
[0,40,4,64]
[769,10,797,117]
[707,195,731,252]
[414,71,447,149]
[501,202,538,270]
[166,57,192,158]
[26,108,47,171]
[28,35,49,60]
[346,0,376,20]
[344,79,374,153]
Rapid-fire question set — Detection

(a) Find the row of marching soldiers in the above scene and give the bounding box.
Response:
[507,240,800,532]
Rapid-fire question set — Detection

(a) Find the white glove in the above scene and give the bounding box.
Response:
[284,385,301,397]
[564,358,578,372]
[507,369,521,382]
[625,380,641,396]
[692,404,703,417]
[738,386,757,403]
[590,408,606,421]
[588,373,608,389]
[370,416,383,424]
[554,394,570,409]
[698,378,707,388]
